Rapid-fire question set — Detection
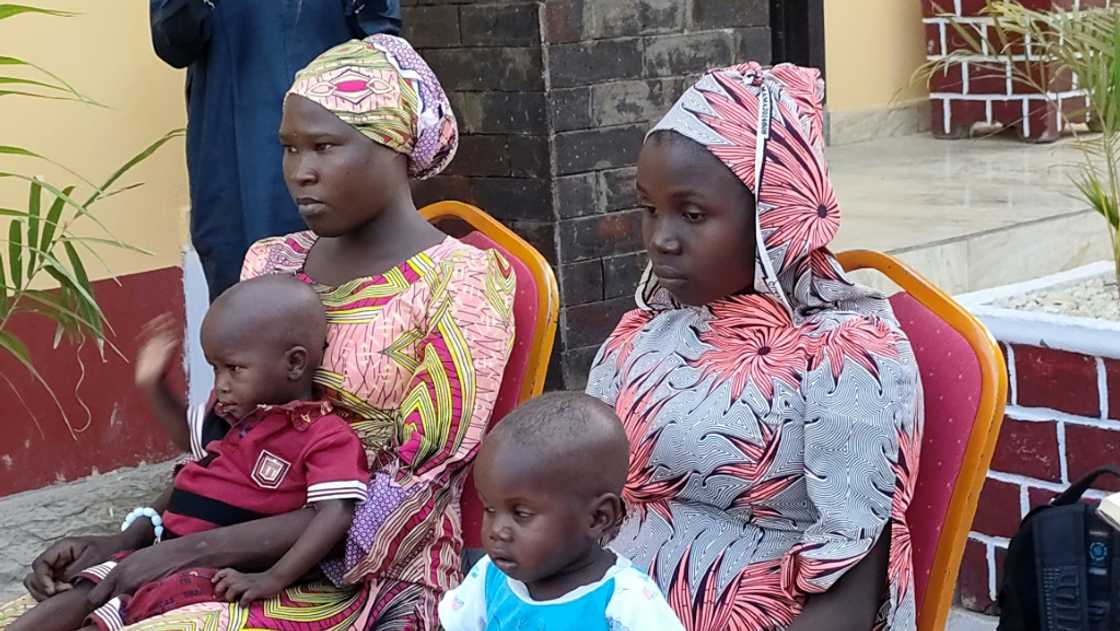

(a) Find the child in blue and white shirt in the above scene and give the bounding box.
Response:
[438,393,684,631]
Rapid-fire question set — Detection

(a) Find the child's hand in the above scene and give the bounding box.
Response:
[212,568,285,607]
[135,314,180,392]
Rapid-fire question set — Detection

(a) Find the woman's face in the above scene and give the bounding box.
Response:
[636,133,757,306]
[279,94,408,237]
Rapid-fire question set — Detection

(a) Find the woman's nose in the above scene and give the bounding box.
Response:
[651,224,682,255]
[291,155,318,186]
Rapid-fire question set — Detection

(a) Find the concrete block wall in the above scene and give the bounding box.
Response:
[406,0,554,272]
[403,0,771,389]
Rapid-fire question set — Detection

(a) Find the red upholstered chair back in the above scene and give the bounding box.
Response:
[420,201,559,549]
[838,250,1007,631]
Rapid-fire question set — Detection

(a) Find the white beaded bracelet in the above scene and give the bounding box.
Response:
[121,507,164,544]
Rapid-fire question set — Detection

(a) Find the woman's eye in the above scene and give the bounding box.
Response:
[283,145,297,154]
[514,510,533,520]
[315,143,333,152]
[683,210,705,224]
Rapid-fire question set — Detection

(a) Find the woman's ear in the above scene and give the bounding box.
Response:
[285,345,309,381]
[588,492,626,544]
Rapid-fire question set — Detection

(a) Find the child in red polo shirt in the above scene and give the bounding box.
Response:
[10,275,369,631]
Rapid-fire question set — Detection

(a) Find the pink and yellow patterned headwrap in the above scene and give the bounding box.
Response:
[288,35,458,180]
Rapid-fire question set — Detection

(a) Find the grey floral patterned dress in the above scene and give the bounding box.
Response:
[587,63,924,631]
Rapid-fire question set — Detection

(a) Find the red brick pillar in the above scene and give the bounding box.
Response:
[920,0,1094,142]
[958,343,1120,614]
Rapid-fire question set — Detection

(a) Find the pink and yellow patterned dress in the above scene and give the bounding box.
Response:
[586,63,924,630]
[2,35,505,631]
[126,232,514,630]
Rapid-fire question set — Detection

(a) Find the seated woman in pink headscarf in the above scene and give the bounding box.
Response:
[13,35,514,631]
[586,63,924,630]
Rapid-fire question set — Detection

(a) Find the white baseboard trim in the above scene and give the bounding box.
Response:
[826,99,931,146]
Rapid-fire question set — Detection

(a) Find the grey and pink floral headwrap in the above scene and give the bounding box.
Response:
[638,62,880,321]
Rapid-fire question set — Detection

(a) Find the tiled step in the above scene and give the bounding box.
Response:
[829,133,1111,295]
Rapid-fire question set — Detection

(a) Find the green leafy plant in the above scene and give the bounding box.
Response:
[917,1,1120,298]
[1,4,183,438]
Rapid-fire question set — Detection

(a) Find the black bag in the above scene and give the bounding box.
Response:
[998,466,1120,631]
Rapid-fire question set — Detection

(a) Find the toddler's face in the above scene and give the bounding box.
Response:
[200,311,302,420]
[474,444,596,587]
[204,341,292,420]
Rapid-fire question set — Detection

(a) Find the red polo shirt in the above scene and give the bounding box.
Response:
[163,400,369,537]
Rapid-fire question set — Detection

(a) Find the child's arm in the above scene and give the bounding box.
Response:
[135,314,190,452]
[211,499,353,605]
[142,380,189,452]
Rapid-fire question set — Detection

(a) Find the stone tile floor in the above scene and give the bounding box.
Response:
[949,607,999,630]
[828,132,1110,295]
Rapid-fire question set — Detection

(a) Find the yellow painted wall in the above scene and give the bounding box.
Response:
[824,0,929,112]
[0,1,188,280]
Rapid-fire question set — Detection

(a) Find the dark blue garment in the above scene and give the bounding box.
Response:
[150,0,400,300]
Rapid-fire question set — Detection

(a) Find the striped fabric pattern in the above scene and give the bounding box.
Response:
[103,233,515,630]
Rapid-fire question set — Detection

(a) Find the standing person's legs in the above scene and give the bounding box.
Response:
[190,175,248,302]
[196,244,245,302]
[191,195,246,301]
[239,141,304,251]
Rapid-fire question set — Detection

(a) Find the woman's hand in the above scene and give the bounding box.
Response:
[85,537,193,607]
[85,509,318,608]
[23,535,123,601]
[212,568,286,607]
[786,532,889,631]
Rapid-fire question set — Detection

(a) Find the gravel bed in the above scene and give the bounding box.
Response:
[992,272,1120,321]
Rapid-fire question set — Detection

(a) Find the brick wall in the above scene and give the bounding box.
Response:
[403,0,771,389]
[921,0,1098,141]
[958,343,1120,614]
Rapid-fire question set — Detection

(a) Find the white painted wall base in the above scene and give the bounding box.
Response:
[183,248,212,410]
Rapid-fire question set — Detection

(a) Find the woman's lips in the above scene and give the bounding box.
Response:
[297,197,327,216]
[653,265,688,283]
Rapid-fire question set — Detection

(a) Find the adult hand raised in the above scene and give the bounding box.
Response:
[23,535,121,602]
[85,540,192,608]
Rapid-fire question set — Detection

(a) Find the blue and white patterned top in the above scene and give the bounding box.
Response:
[438,555,685,631]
